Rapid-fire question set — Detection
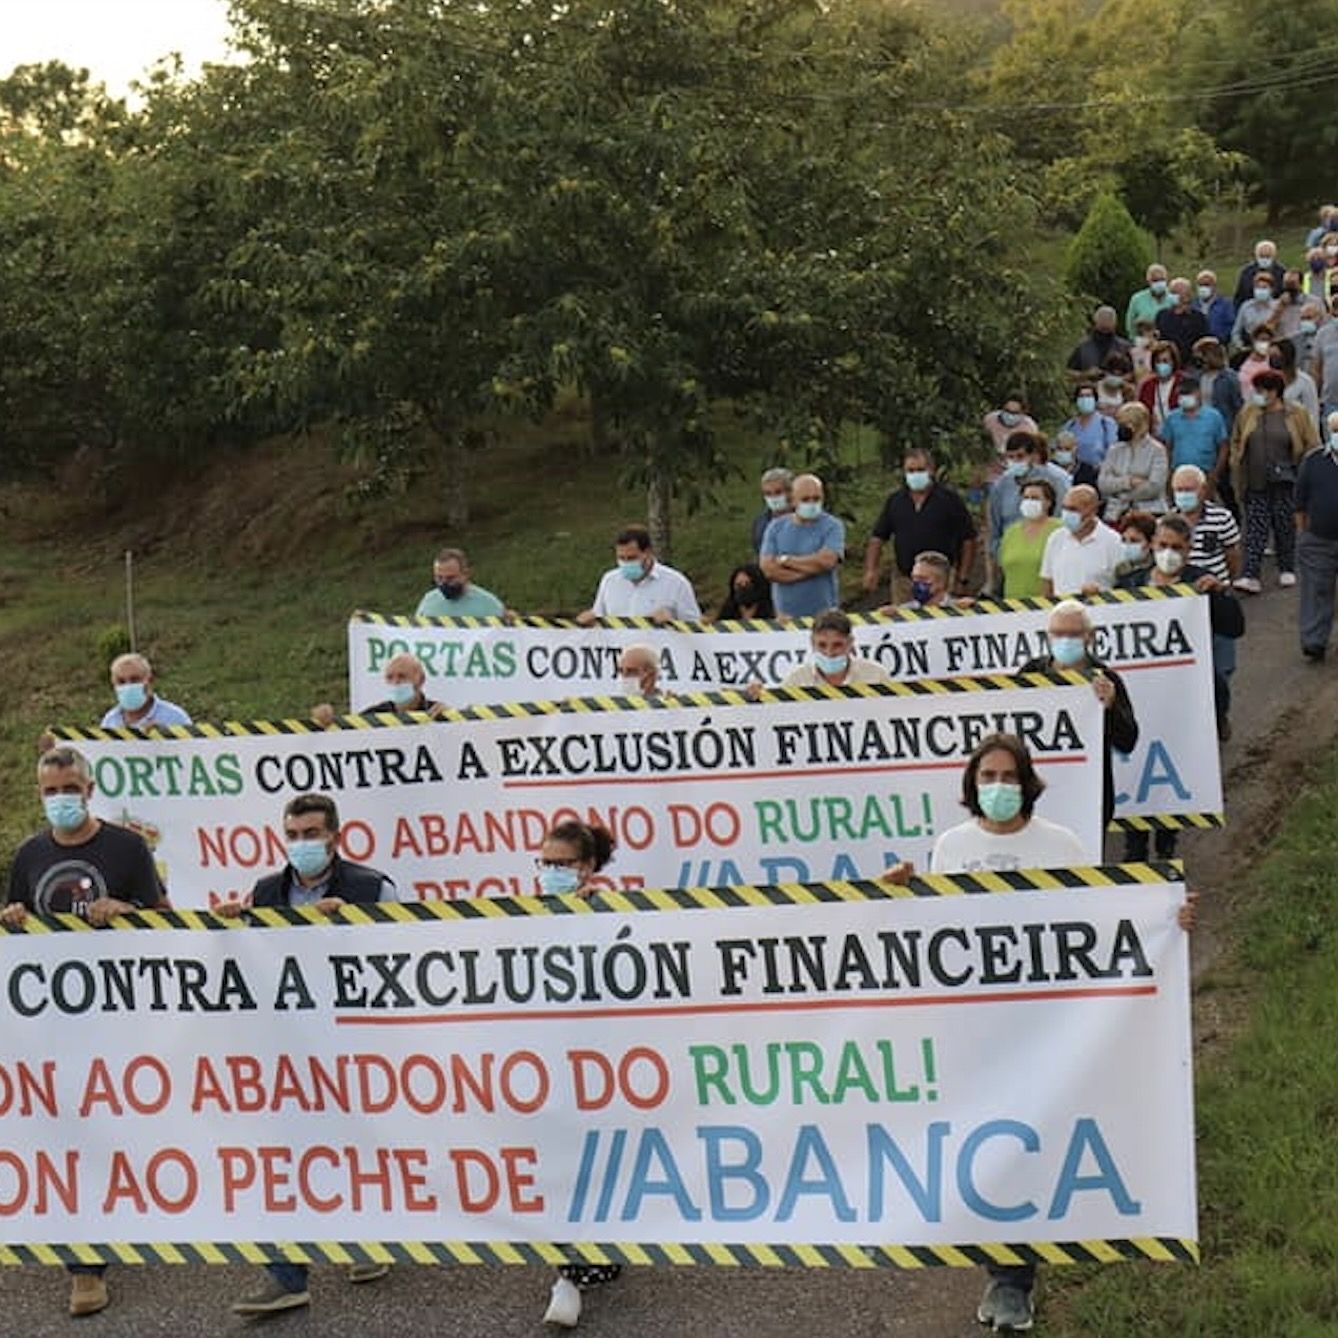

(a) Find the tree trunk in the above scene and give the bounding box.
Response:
[440,424,469,529]
[647,469,672,562]
[590,390,613,455]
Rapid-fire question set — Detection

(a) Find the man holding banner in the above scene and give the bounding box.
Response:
[1020,600,1138,832]
[3,745,167,1318]
[225,793,397,1314]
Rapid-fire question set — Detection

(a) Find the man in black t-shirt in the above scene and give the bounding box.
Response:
[2,746,165,1319]
[862,447,977,604]
[4,747,164,926]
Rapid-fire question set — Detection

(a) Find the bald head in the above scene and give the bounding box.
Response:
[1064,484,1098,515]
[384,653,427,689]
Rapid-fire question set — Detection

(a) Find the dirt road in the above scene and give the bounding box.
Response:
[0,579,1327,1338]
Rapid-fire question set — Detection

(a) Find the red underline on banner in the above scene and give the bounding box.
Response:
[334,983,1157,1027]
[501,755,1089,790]
[1107,658,1196,672]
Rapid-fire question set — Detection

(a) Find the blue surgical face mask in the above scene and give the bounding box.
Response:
[977,781,1023,824]
[287,838,333,879]
[1005,459,1029,478]
[1121,541,1148,565]
[812,651,849,676]
[387,680,417,707]
[43,794,87,832]
[538,865,582,896]
[1061,508,1083,532]
[1179,393,1199,411]
[1302,319,1318,335]
[1250,391,1268,409]
[764,493,789,513]
[1330,433,1338,453]
[1155,361,1174,379]
[795,500,823,521]
[1052,448,1075,467]
[1049,635,1087,667]
[1197,284,1214,301]
[619,559,646,582]
[115,682,148,713]
[1174,488,1201,512]
[1075,395,1096,415]
[1150,280,1167,296]
[999,410,1021,427]
[904,470,931,492]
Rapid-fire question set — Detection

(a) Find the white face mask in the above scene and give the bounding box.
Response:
[1154,547,1186,576]
[618,674,644,696]
[1019,497,1045,521]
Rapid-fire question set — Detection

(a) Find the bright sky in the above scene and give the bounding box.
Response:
[3,0,235,94]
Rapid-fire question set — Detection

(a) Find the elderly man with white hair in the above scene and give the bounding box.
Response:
[1295,409,1338,661]
[617,643,663,698]
[99,652,192,728]
[1019,599,1139,830]
[751,466,794,555]
[1171,464,1242,584]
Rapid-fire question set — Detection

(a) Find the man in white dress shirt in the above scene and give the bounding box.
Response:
[577,524,701,624]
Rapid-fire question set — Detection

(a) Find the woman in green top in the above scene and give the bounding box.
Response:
[998,478,1061,598]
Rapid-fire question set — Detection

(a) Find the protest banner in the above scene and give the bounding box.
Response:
[347,586,1222,828]
[0,869,1197,1268]
[56,677,1104,909]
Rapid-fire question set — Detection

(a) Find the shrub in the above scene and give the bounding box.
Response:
[1063,192,1154,316]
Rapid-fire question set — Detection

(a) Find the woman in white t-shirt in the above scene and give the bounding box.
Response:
[884,731,1195,1334]
[927,733,1088,874]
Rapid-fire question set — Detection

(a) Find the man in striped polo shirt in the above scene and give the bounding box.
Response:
[1171,464,1242,584]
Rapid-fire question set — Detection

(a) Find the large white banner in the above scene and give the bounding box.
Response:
[59,681,1104,910]
[347,589,1222,825]
[0,878,1196,1258]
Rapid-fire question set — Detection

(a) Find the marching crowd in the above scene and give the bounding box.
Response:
[16,225,1336,1334]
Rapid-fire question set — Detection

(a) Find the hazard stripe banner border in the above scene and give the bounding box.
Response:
[0,865,1192,1269]
[352,582,1201,634]
[0,1236,1199,1269]
[48,667,1228,834]
[0,863,1186,934]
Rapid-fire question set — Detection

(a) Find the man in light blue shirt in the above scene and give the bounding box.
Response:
[415,547,506,618]
[759,473,844,616]
[99,654,192,729]
[1161,374,1228,483]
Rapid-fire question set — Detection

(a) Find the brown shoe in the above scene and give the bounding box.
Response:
[69,1273,109,1317]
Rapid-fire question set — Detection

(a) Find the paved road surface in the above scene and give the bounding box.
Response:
[0,574,1328,1337]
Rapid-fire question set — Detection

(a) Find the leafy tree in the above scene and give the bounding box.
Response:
[1063,192,1153,314]
[1191,0,1338,221]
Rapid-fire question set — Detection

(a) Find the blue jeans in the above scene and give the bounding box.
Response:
[266,1262,309,1293]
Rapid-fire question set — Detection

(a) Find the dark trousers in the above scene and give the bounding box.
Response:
[1124,827,1180,861]
[1298,529,1338,650]
[67,1264,106,1277]
[1243,484,1296,578]
[986,1261,1035,1293]
[266,1262,308,1292]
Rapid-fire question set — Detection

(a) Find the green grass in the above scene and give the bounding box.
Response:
[0,409,892,871]
[1041,749,1338,1336]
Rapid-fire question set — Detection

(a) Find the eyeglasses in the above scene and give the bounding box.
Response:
[535,857,581,870]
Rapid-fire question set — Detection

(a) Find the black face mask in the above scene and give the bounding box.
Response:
[734,583,761,605]
[1117,424,1135,442]
[438,581,465,600]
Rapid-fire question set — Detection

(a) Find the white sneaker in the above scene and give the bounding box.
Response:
[544,1277,582,1328]
[1233,576,1262,594]
[1280,571,1297,588]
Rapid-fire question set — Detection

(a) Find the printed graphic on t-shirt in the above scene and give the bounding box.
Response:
[31,861,110,916]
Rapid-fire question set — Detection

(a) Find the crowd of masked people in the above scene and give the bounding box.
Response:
[18,225,1324,1338]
